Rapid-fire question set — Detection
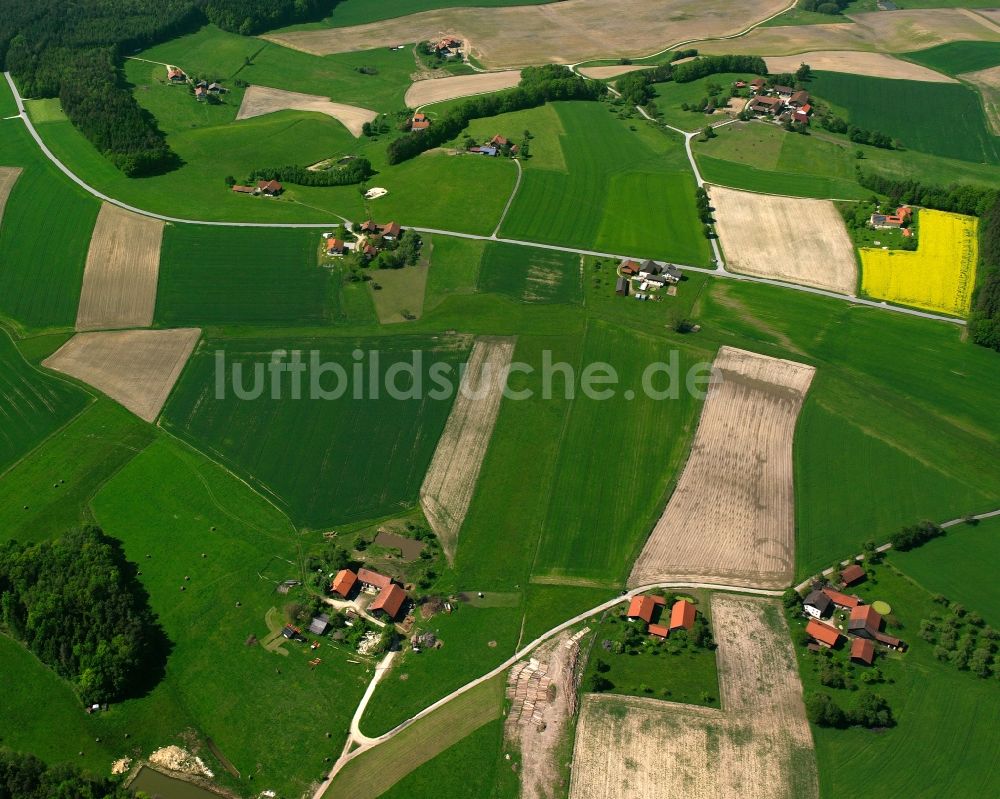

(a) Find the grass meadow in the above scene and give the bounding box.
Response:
[163,334,469,529]
[651,72,758,132]
[0,123,99,332]
[313,0,554,28]
[500,102,712,265]
[423,235,485,311]
[478,242,583,304]
[905,40,1000,75]
[808,71,1000,164]
[156,225,344,326]
[0,330,89,474]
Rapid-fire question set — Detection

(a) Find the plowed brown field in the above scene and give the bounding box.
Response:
[0,167,22,226]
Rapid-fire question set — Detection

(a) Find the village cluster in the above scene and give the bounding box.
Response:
[615,257,682,300]
[800,564,907,667]
[742,78,812,126]
[165,65,227,102]
[625,594,699,639]
[322,219,404,260]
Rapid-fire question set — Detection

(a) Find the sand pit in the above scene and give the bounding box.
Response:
[265,0,790,68]
[766,51,956,83]
[420,337,514,562]
[76,204,164,332]
[568,595,817,799]
[405,70,522,108]
[711,187,857,294]
[43,329,200,422]
[0,167,22,227]
[577,64,651,79]
[236,85,377,137]
[365,187,388,199]
[961,65,1000,135]
[628,347,815,590]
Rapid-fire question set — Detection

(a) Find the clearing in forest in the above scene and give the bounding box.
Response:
[711,187,857,294]
[405,71,522,108]
[568,595,817,799]
[421,337,515,562]
[236,85,378,137]
[76,204,164,332]
[43,328,201,422]
[628,347,815,590]
[0,167,22,225]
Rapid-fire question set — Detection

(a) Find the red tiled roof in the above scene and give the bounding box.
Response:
[806,619,841,647]
[411,119,430,130]
[490,135,509,146]
[850,604,882,634]
[648,624,669,638]
[381,221,401,237]
[669,599,696,631]
[257,179,282,193]
[357,568,392,591]
[331,569,357,597]
[326,238,344,253]
[627,595,658,623]
[840,564,866,585]
[851,637,875,664]
[370,584,406,619]
[231,185,254,193]
[822,588,861,609]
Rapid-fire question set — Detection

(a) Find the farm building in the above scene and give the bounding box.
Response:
[822,588,862,609]
[851,637,875,666]
[360,220,380,233]
[331,568,357,598]
[626,594,666,624]
[358,567,393,593]
[194,86,207,101]
[308,614,330,635]
[370,583,407,620]
[669,599,696,632]
[469,145,498,156]
[773,85,794,98]
[648,623,670,639]
[789,90,810,107]
[803,589,833,619]
[381,221,401,240]
[167,66,186,82]
[231,185,254,194]
[326,238,346,256]
[806,619,841,648]
[257,180,283,196]
[840,564,866,586]
[848,605,882,639]
[490,134,509,147]
[411,113,430,131]
[747,96,784,116]
[616,277,629,296]
[792,104,812,125]
[619,259,641,276]
[869,206,911,229]
[750,77,766,92]
[432,37,462,56]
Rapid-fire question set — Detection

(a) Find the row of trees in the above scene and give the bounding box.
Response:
[0,527,167,704]
[616,54,768,107]
[817,112,897,150]
[245,158,374,187]
[806,690,895,729]
[0,749,134,799]
[797,0,855,15]
[971,195,1000,350]
[387,66,605,164]
[0,1,328,175]
[888,521,945,551]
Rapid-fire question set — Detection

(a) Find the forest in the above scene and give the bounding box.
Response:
[0,527,167,705]
[0,749,132,799]
[0,0,331,175]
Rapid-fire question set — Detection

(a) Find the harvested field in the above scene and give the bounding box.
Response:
[76,204,164,332]
[696,10,1000,57]
[265,0,790,68]
[43,329,200,422]
[711,187,857,294]
[420,337,514,562]
[961,65,1000,135]
[236,85,377,137]
[577,65,651,79]
[765,51,956,83]
[568,595,817,799]
[0,167,22,225]
[405,71,521,108]
[628,347,815,590]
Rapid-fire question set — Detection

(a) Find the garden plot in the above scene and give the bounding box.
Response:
[404,71,521,108]
[711,187,857,294]
[420,337,514,562]
[568,595,817,799]
[628,347,814,590]
[0,167,22,225]
[43,329,200,422]
[765,51,956,83]
[236,85,377,137]
[76,204,164,331]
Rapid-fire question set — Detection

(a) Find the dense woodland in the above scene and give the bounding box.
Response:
[0,527,166,705]
[0,750,133,799]
[0,1,332,175]
[387,65,606,164]
[246,157,374,186]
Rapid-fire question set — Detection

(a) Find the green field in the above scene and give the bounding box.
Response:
[423,235,485,311]
[370,262,428,323]
[0,124,99,331]
[500,102,712,265]
[156,225,346,326]
[289,0,555,29]
[808,71,1000,164]
[478,242,582,304]
[905,40,1000,75]
[0,330,89,474]
[163,334,469,528]
[651,73,757,132]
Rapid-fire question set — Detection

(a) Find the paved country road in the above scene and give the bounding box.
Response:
[3,72,965,328]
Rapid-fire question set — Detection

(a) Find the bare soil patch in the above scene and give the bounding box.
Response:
[568,595,817,799]
[960,65,1000,135]
[265,0,790,68]
[421,337,515,562]
[76,204,164,332]
[628,347,815,590]
[507,633,580,799]
[373,530,425,561]
[0,167,22,226]
[766,51,956,83]
[43,329,200,422]
[405,70,521,108]
[236,85,377,137]
[711,187,857,294]
[577,65,651,79]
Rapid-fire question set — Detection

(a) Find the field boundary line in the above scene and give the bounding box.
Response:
[492,158,522,238]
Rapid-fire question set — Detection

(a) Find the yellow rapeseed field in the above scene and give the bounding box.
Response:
[860,209,978,316]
